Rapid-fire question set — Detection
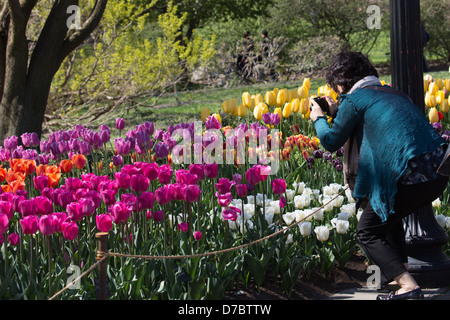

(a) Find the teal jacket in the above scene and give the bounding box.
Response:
[314,85,446,222]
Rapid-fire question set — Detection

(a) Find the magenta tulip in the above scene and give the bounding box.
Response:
[138,191,155,210]
[245,167,261,185]
[222,206,241,221]
[7,233,19,246]
[0,201,14,219]
[279,195,287,208]
[52,212,67,233]
[216,192,232,207]
[152,210,164,222]
[33,175,49,191]
[189,164,205,181]
[271,179,287,195]
[157,164,173,185]
[215,178,235,194]
[130,174,149,193]
[155,185,171,205]
[177,222,188,233]
[142,162,159,181]
[115,117,125,131]
[62,219,79,240]
[39,214,56,236]
[66,202,83,221]
[35,196,53,215]
[0,213,9,234]
[182,184,200,203]
[203,163,218,179]
[18,199,36,217]
[235,184,248,198]
[20,215,39,235]
[109,201,131,224]
[96,213,113,232]
[79,197,96,216]
[115,171,130,190]
[101,189,117,206]
[193,231,202,241]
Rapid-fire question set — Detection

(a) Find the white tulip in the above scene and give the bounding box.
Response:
[333,195,345,208]
[332,218,350,234]
[314,226,330,242]
[292,181,305,194]
[312,208,324,221]
[341,203,356,216]
[432,198,441,207]
[337,212,351,221]
[345,187,356,203]
[294,194,311,209]
[322,186,334,197]
[285,189,296,201]
[446,217,450,230]
[282,212,296,225]
[298,221,312,236]
[356,209,364,221]
[435,215,447,229]
[329,183,342,194]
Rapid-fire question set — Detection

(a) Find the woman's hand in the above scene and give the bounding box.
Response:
[324,96,339,117]
[309,98,325,122]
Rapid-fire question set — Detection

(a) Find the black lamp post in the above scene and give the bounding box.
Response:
[390,0,450,288]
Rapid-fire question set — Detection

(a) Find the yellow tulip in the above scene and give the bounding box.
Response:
[201,108,210,122]
[229,98,237,115]
[299,98,310,115]
[297,85,308,100]
[248,96,256,111]
[445,79,450,92]
[274,107,282,119]
[254,93,263,106]
[282,102,292,118]
[264,91,276,106]
[291,98,300,113]
[436,78,444,90]
[425,92,437,108]
[303,78,311,90]
[436,90,445,105]
[429,107,439,123]
[441,99,449,113]
[289,89,298,101]
[222,100,230,113]
[253,103,263,120]
[428,82,438,95]
[276,89,287,107]
[242,92,252,108]
[237,103,247,117]
[261,103,268,114]
[212,113,222,124]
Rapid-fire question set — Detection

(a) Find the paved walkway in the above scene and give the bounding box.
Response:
[329,286,450,300]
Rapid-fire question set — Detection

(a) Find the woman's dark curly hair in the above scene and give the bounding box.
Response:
[326,51,379,94]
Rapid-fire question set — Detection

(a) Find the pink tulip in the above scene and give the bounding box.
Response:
[62,219,79,241]
[20,215,39,235]
[96,213,113,232]
[271,179,287,195]
[245,167,261,185]
[138,191,155,210]
[168,183,183,201]
[109,201,131,224]
[182,184,200,203]
[39,214,56,236]
[142,162,159,181]
[203,163,218,179]
[130,174,149,193]
[0,213,9,234]
[279,195,287,208]
[121,193,138,212]
[115,117,125,131]
[101,189,117,206]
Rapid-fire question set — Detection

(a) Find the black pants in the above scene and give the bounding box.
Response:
[356,175,449,285]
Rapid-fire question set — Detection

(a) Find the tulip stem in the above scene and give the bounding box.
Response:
[47,236,52,296]
[3,233,8,277]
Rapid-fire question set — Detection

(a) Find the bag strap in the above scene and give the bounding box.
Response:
[365,85,413,103]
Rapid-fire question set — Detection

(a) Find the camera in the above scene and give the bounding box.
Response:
[311,97,331,115]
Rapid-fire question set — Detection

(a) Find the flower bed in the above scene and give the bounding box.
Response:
[0,77,449,300]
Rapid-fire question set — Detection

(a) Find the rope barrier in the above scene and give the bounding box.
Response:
[107,186,349,260]
[47,186,349,300]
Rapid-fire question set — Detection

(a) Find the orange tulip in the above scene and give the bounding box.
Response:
[9,179,25,193]
[59,159,73,174]
[71,154,87,170]
[0,167,6,183]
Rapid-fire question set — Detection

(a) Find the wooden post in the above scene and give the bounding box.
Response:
[96,232,109,300]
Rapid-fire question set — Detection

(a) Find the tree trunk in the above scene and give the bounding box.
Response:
[0,0,107,142]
